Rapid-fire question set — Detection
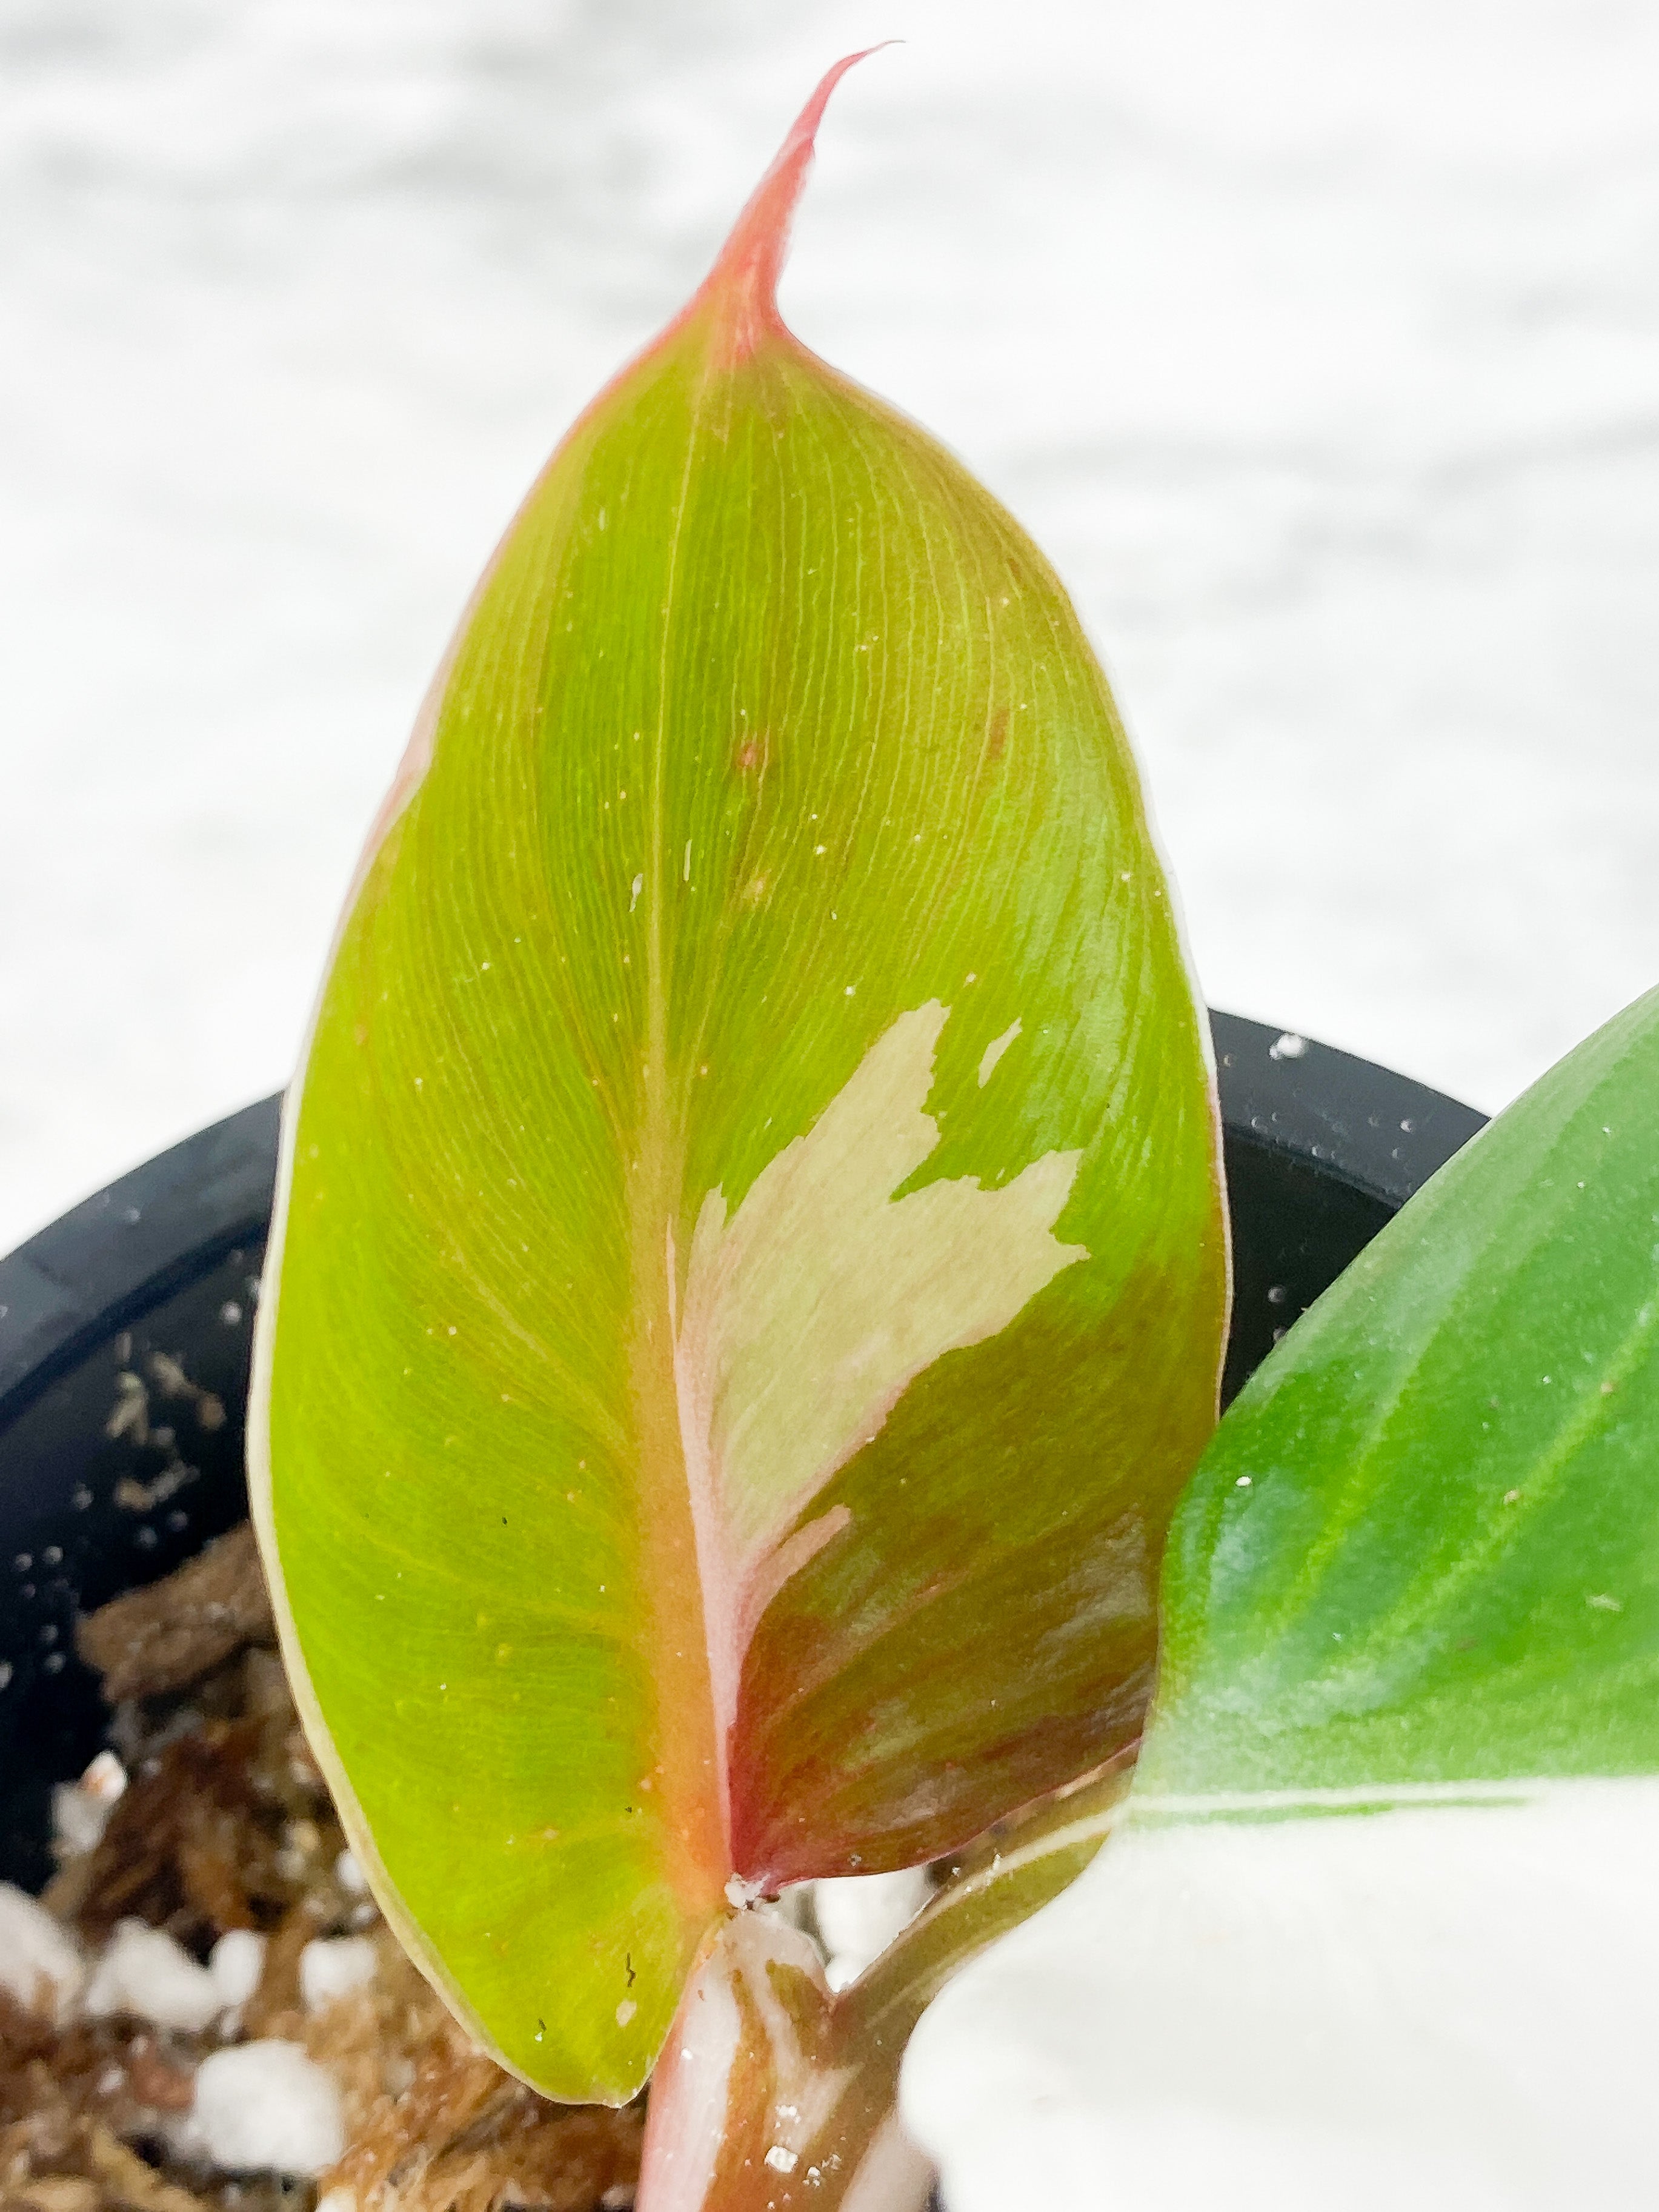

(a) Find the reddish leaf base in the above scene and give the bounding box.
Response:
[637,1913,931,2212]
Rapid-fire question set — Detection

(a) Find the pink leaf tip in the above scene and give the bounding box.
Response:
[696,46,897,361]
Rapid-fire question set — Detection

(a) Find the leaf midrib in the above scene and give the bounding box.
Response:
[629,314,731,1915]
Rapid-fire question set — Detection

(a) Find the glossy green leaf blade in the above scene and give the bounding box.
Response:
[903,989,1659,2210]
[1145,982,1659,1802]
[252,58,1226,2104]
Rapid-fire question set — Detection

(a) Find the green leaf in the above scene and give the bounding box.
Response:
[250,54,1226,2105]
[902,986,1659,2209]
[1146,981,1659,1804]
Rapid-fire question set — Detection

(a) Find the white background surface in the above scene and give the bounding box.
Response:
[3,0,1657,1254]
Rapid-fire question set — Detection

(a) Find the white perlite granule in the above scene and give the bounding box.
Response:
[0,1881,85,2022]
[192,2040,345,2176]
[334,1848,369,1897]
[85,1919,222,2034]
[51,1749,128,1860]
[814,1867,933,1992]
[299,1935,377,2011]
[208,1927,267,2012]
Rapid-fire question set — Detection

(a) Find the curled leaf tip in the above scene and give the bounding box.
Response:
[697,46,896,359]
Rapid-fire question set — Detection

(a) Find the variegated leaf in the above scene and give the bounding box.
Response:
[250,55,1226,2104]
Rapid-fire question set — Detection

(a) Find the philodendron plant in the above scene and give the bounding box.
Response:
[251,51,1226,2211]
[248,53,1659,2212]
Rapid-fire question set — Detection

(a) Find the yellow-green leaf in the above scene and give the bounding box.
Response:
[250,54,1227,2105]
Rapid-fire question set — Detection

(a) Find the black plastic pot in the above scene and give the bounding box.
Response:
[0,1015,1485,1895]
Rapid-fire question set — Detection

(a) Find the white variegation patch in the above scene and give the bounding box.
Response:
[671,998,1086,1765]
[977,1019,1022,1088]
[902,1779,1659,2211]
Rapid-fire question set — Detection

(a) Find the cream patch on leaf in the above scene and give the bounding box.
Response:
[672,1000,1087,1755]
[978,1020,1022,1087]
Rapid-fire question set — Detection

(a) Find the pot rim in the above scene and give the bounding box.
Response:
[0,1014,1483,1441]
